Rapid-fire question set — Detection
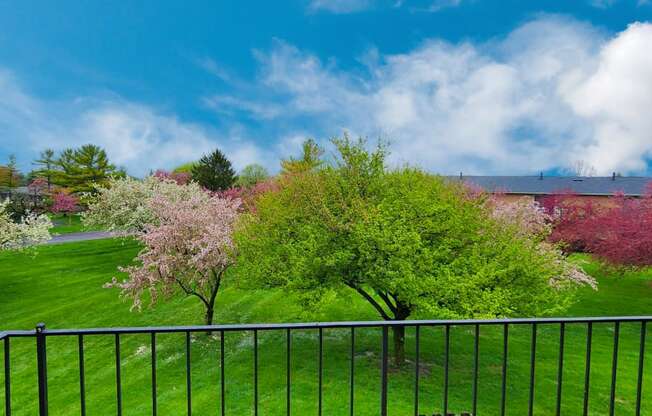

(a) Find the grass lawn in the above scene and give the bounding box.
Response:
[1,240,651,415]
[48,213,96,235]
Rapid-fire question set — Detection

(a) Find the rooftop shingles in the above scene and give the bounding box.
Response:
[445,176,652,196]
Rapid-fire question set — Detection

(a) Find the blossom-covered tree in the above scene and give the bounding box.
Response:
[540,188,652,268]
[83,176,207,233]
[28,177,49,196]
[153,169,191,185]
[108,194,240,325]
[0,199,52,250]
[584,193,652,267]
[51,191,79,224]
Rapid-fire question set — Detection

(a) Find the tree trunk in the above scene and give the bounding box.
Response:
[204,304,215,336]
[392,325,406,367]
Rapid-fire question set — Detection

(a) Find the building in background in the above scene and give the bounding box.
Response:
[450,174,652,206]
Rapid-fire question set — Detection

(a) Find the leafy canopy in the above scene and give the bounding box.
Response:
[236,164,269,188]
[236,137,590,323]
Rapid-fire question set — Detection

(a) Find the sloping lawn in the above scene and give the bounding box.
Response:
[48,214,96,235]
[0,240,651,415]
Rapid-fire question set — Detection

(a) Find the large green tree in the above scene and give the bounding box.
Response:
[54,144,120,193]
[191,149,236,191]
[236,137,591,365]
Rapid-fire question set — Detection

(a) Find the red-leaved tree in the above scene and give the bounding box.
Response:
[542,183,652,268]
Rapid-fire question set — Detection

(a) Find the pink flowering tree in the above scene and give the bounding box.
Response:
[153,169,191,185]
[109,193,241,326]
[28,177,49,196]
[51,191,79,224]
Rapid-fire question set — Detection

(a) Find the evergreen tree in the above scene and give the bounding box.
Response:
[33,148,57,191]
[54,144,119,193]
[191,149,236,191]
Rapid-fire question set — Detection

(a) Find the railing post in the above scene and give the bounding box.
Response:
[380,326,388,416]
[35,323,48,416]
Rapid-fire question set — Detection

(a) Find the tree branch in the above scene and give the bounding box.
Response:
[347,283,391,320]
[376,291,398,316]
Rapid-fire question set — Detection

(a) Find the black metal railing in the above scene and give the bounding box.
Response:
[1,316,649,416]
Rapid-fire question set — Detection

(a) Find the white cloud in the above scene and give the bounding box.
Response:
[308,0,372,13]
[0,72,269,176]
[216,17,652,175]
[424,0,463,12]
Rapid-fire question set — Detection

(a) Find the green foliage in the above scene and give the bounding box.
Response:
[53,144,122,193]
[236,137,584,362]
[239,137,574,319]
[172,161,197,174]
[191,148,236,191]
[0,154,21,188]
[236,163,269,188]
[32,148,57,191]
[280,138,324,174]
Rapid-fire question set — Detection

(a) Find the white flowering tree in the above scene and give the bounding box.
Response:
[0,199,52,250]
[108,192,241,326]
[83,176,207,234]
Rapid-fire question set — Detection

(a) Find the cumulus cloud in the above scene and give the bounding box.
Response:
[213,17,652,175]
[0,72,269,176]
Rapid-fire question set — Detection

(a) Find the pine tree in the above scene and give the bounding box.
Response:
[54,144,119,193]
[33,149,57,191]
[191,149,236,191]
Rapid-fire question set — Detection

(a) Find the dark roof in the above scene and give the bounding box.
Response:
[446,175,652,196]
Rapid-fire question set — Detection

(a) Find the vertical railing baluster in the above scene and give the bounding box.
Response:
[254,330,258,416]
[350,327,355,416]
[36,323,48,416]
[78,335,85,416]
[609,322,620,416]
[186,332,192,416]
[583,322,593,416]
[443,325,450,416]
[115,334,122,416]
[4,337,10,416]
[380,326,388,416]
[636,321,647,416]
[286,329,291,416]
[220,330,225,416]
[500,324,508,416]
[414,326,420,416]
[528,323,537,416]
[151,333,157,416]
[318,327,323,416]
[556,323,565,416]
[472,324,479,416]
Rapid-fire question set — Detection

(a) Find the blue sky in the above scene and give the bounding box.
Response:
[1,0,651,177]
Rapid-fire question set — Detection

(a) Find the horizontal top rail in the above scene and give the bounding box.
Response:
[1,316,651,337]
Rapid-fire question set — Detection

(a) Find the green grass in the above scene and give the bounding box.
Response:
[0,240,651,415]
[48,214,97,235]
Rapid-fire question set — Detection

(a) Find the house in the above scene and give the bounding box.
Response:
[449,174,652,206]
